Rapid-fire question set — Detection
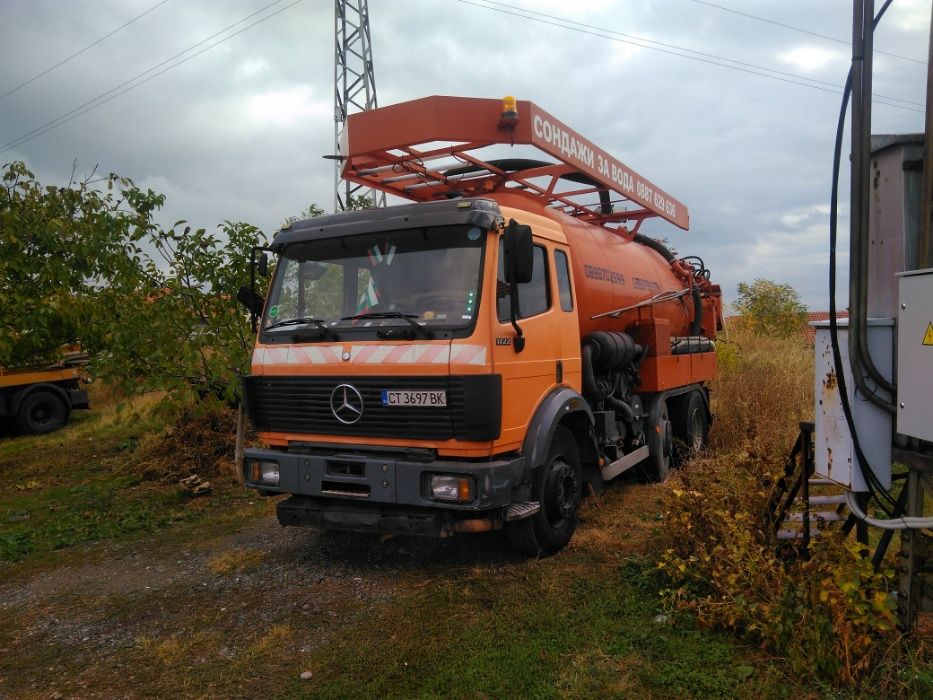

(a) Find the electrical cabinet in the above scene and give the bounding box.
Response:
[813,319,893,491]
[897,268,933,442]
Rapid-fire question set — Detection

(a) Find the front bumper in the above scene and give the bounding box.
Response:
[243,446,525,512]
[277,496,507,537]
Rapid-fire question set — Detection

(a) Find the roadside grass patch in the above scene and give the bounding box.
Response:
[0,387,249,569]
[283,550,778,700]
[0,474,193,563]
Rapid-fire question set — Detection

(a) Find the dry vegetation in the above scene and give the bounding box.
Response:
[657,325,930,693]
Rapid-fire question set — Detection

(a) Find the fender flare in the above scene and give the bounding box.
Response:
[652,384,713,426]
[11,382,71,415]
[521,386,596,474]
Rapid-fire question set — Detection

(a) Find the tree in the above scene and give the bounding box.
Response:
[1,161,266,403]
[281,203,325,228]
[280,194,373,228]
[733,279,808,337]
[0,161,160,367]
[96,219,266,403]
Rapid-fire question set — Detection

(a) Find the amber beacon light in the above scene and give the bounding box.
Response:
[498,95,519,129]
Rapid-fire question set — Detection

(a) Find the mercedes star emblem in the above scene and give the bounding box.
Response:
[330,384,364,424]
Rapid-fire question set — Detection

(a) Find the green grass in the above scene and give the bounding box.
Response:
[0,473,194,563]
[276,558,779,700]
[0,391,254,572]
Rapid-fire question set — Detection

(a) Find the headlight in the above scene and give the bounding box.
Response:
[250,460,280,486]
[428,474,474,502]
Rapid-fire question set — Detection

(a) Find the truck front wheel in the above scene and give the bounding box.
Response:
[506,426,582,556]
[17,390,69,435]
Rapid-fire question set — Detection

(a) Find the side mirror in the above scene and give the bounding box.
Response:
[504,219,533,284]
[258,252,269,277]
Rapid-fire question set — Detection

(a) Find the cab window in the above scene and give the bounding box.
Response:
[498,241,550,321]
[554,249,573,311]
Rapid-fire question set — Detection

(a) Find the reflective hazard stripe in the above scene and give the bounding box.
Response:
[450,345,487,365]
[252,343,488,368]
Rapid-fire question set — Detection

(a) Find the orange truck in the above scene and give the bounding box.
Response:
[239,96,722,554]
[0,346,90,434]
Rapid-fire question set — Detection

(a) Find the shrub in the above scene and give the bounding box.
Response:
[732,279,808,338]
[655,326,920,690]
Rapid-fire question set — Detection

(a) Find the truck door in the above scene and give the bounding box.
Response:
[492,237,578,452]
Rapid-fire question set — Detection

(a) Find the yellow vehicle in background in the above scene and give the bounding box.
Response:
[0,346,90,435]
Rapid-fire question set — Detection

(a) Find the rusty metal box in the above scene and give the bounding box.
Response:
[813,319,893,491]
[897,268,933,441]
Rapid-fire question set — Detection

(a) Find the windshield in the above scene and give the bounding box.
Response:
[262,224,486,337]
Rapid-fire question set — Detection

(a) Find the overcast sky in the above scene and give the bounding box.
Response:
[0,0,928,309]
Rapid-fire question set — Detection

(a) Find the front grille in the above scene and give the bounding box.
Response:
[243,375,499,441]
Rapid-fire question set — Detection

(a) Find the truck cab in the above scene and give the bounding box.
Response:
[242,197,591,553]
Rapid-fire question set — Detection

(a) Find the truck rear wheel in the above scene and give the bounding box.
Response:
[506,427,582,556]
[17,390,69,435]
[670,390,709,465]
[644,396,673,481]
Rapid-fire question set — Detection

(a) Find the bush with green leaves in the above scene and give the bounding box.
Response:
[1,161,266,402]
[733,278,808,338]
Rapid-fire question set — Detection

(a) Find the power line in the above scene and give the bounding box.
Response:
[1,0,304,154]
[474,0,921,108]
[688,0,925,65]
[0,0,172,102]
[455,0,924,114]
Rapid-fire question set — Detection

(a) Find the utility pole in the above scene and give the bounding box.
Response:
[334,0,385,212]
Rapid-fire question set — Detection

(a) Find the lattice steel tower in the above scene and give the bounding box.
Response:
[334,0,384,211]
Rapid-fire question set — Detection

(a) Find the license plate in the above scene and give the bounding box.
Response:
[381,389,447,407]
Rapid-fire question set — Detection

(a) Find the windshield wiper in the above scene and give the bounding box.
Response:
[341,311,432,339]
[265,317,336,338]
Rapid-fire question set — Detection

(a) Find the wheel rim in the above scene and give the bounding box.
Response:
[544,457,578,526]
[31,403,53,427]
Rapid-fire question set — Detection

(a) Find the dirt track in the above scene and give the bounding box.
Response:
[0,505,529,698]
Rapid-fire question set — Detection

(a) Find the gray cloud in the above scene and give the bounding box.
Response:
[0,0,927,309]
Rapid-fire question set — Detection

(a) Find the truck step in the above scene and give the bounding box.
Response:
[786,511,841,522]
[601,445,650,481]
[808,478,838,487]
[804,495,847,506]
[506,501,541,521]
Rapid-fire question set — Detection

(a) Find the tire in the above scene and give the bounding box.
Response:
[506,427,582,556]
[670,390,709,466]
[644,395,673,481]
[16,390,69,435]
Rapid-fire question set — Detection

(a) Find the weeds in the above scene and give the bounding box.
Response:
[0,387,246,566]
[655,326,929,694]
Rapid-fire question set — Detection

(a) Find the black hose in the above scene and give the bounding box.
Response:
[606,395,635,423]
[633,233,675,262]
[690,280,702,336]
[581,344,601,400]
